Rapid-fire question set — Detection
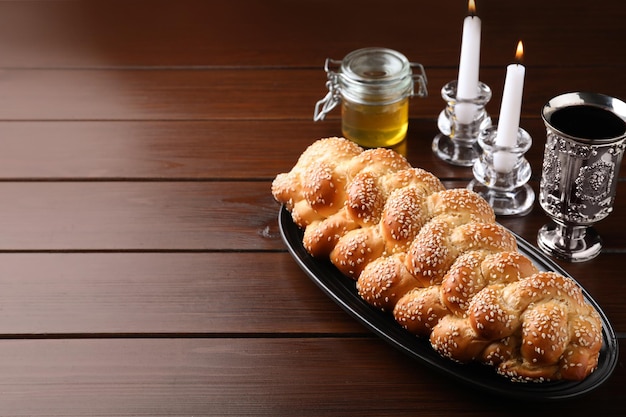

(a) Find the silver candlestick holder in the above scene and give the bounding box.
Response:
[467,125,535,216]
[432,80,492,166]
[537,92,626,262]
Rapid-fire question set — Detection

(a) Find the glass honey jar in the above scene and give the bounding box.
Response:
[314,47,427,148]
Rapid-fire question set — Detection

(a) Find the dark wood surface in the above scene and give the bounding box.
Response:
[0,0,624,415]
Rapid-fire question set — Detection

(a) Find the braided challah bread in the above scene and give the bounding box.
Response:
[272,137,603,382]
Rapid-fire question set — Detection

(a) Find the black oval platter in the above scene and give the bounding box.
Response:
[278,205,619,401]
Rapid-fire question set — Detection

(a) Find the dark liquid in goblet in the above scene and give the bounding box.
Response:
[541,104,626,226]
[549,105,626,139]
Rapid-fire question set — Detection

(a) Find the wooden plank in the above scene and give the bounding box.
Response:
[0,67,625,121]
[0,0,623,68]
[1,118,622,181]
[0,251,622,336]
[0,181,624,251]
[0,118,626,181]
[0,338,622,416]
[0,252,364,335]
[0,181,281,251]
[0,118,561,181]
[0,118,577,181]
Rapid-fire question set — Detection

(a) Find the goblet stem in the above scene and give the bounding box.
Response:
[537,222,602,263]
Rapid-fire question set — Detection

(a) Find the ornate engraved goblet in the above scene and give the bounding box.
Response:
[538,92,626,262]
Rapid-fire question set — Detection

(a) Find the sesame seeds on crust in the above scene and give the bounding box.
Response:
[347,172,385,226]
[380,187,428,253]
[330,227,386,280]
[357,253,418,311]
[273,137,603,383]
[428,188,496,224]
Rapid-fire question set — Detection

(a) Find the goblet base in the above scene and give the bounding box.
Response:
[467,181,534,216]
[537,222,602,262]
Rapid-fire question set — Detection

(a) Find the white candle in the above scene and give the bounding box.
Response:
[494,41,525,173]
[456,0,481,124]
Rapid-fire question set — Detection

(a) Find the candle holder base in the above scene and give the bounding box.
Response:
[432,80,492,166]
[537,223,602,263]
[469,125,535,216]
[467,181,534,216]
[432,133,480,167]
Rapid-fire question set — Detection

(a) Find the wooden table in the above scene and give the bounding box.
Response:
[0,0,624,415]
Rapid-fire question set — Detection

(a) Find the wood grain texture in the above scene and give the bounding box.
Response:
[0,120,346,180]
[0,252,363,335]
[3,118,623,181]
[0,67,625,122]
[0,181,279,250]
[0,0,624,68]
[0,0,624,414]
[0,252,623,336]
[0,181,624,251]
[0,119,550,180]
[0,338,622,416]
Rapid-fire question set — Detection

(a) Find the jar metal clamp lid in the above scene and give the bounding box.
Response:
[313,47,428,121]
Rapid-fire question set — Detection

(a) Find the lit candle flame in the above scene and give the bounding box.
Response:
[515,40,524,62]
[468,0,476,15]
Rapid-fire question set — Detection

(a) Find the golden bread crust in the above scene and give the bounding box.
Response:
[272,137,603,382]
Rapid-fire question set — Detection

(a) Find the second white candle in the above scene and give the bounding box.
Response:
[494,41,525,172]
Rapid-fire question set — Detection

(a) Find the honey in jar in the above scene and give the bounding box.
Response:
[314,47,427,148]
[341,97,409,148]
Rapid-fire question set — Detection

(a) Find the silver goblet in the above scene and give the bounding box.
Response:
[538,92,626,262]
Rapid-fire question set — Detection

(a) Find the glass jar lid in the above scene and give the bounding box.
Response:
[340,47,414,103]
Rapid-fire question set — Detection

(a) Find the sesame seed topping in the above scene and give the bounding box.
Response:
[276,138,603,383]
